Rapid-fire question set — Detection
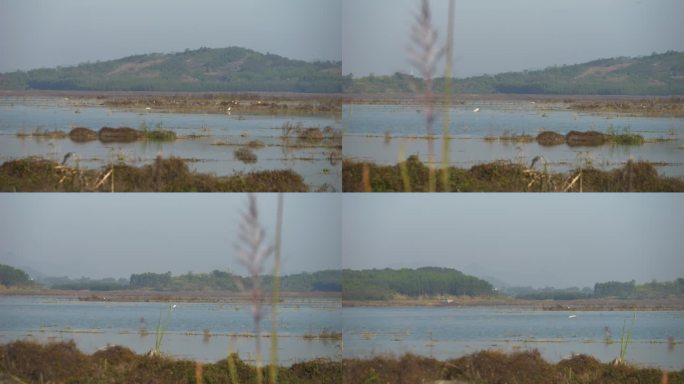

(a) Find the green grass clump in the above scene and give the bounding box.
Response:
[144,130,177,141]
[609,133,645,145]
[139,122,177,141]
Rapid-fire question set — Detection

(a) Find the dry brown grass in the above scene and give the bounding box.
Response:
[343,156,684,192]
[0,156,308,192]
[0,341,341,384]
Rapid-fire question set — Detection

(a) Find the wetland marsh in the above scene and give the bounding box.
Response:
[342,98,684,191]
[0,296,341,365]
[0,93,342,191]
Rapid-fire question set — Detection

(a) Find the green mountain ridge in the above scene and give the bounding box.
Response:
[347,51,684,95]
[0,46,342,93]
[2,49,682,95]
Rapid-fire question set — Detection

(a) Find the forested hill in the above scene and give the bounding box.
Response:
[346,51,684,95]
[0,47,342,93]
[342,267,494,300]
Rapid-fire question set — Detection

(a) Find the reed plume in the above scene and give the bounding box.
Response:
[235,194,273,384]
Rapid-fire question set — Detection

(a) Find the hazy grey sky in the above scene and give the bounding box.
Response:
[0,0,341,72]
[343,0,684,77]
[342,194,684,288]
[0,194,340,279]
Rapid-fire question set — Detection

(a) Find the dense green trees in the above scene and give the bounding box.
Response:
[51,278,128,291]
[126,270,340,292]
[0,264,32,287]
[594,278,684,299]
[342,267,494,300]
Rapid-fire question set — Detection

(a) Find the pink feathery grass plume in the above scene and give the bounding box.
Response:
[408,0,445,191]
[234,193,273,384]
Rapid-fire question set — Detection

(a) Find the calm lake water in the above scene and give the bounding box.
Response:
[343,307,684,370]
[2,297,682,369]
[0,96,341,190]
[0,296,341,364]
[343,103,684,177]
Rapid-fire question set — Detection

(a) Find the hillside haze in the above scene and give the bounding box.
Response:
[0,46,342,93]
[347,51,684,95]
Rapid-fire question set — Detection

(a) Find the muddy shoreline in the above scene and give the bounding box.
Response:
[2,290,681,311]
[1,89,344,117]
[343,93,684,117]
[342,297,684,311]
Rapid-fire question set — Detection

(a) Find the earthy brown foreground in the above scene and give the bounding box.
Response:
[343,156,684,192]
[343,351,683,384]
[1,341,681,384]
[0,341,339,384]
[0,156,308,192]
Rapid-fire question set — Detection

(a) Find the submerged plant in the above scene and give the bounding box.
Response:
[152,304,176,356]
[616,312,636,365]
[235,194,274,384]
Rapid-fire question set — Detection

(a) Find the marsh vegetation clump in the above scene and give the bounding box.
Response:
[139,122,177,141]
[98,127,144,143]
[234,147,258,164]
[566,130,608,147]
[68,127,99,142]
[536,131,566,146]
[246,139,266,149]
[297,127,324,143]
[485,132,535,143]
[303,329,343,341]
[605,126,645,145]
[16,128,67,140]
[280,122,341,149]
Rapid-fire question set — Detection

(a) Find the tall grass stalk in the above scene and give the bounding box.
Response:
[409,0,444,192]
[440,0,455,191]
[399,144,412,192]
[618,312,637,364]
[269,193,284,384]
[235,194,273,384]
[153,304,176,355]
[227,336,240,384]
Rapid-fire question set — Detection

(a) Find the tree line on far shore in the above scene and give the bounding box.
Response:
[2,263,682,301]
